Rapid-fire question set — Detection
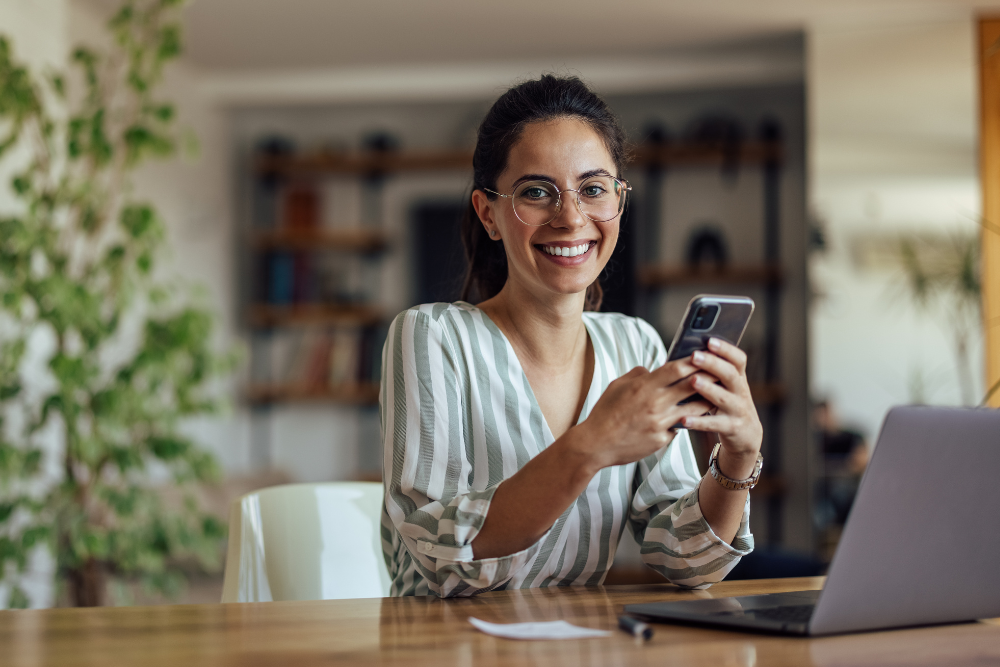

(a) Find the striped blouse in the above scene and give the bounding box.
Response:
[379,301,753,598]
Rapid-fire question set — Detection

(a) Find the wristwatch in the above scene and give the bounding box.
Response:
[708,443,763,491]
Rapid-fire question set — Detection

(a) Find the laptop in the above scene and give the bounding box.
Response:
[624,405,1000,635]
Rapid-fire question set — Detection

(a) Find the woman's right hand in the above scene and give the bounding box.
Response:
[571,359,715,470]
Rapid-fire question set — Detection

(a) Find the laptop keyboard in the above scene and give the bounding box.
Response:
[745,605,815,623]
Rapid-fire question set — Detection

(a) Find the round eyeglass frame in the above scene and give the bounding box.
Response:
[483,177,632,227]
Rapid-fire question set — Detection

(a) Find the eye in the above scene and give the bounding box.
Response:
[517,183,555,201]
[581,183,608,198]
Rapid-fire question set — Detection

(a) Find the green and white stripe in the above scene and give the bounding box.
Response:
[380,302,753,598]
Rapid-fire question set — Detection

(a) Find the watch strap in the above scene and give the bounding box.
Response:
[708,443,763,491]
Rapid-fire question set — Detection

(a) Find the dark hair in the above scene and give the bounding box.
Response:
[460,75,629,311]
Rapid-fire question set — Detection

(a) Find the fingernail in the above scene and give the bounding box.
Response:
[708,338,721,351]
[693,351,704,364]
[690,376,700,387]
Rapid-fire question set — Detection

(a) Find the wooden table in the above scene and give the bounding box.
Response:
[2,577,999,666]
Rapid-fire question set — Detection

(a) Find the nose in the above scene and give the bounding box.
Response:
[549,190,588,230]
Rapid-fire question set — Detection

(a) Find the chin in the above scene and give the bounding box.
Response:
[545,278,599,298]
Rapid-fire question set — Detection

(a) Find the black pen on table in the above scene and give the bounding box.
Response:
[618,615,653,640]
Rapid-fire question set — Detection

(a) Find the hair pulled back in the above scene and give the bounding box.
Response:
[460,75,629,311]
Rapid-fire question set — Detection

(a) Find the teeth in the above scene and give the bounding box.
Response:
[544,243,591,257]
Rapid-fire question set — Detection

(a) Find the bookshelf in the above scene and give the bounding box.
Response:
[630,140,782,167]
[246,382,381,406]
[748,382,787,406]
[254,149,473,176]
[250,228,390,253]
[248,304,383,328]
[252,141,782,178]
[243,144,476,423]
[637,264,784,288]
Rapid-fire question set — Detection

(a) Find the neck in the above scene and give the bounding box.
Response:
[479,280,588,368]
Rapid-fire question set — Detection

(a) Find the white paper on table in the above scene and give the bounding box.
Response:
[468,617,612,640]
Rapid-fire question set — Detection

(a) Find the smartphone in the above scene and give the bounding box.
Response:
[666,294,754,404]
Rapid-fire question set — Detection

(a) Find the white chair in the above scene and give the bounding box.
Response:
[221,482,391,602]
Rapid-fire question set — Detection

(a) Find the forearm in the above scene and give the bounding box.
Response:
[472,426,599,559]
[697,447,757,544]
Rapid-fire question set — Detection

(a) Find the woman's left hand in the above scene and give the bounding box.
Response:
[679,337,763,467]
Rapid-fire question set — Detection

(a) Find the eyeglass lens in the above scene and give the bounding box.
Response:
[512,177,625,226]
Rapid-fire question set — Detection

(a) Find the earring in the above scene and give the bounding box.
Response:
[489,229,497,239]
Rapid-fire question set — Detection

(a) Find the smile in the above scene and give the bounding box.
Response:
[539,242,595,258]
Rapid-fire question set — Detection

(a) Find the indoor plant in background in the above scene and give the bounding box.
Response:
[896,221,999,407]
[0,0,234,607]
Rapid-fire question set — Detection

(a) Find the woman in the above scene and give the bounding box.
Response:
[380,75,763,598]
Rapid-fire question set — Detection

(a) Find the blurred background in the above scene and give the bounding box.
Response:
[1,0,997,606]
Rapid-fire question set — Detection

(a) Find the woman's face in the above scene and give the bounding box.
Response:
[473,117,620,305]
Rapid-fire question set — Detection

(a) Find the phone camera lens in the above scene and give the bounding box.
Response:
[691,304,720,331]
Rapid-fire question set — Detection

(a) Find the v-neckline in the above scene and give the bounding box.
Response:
[462,302,600,445]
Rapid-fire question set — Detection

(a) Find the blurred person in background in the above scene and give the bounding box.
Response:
[379,75,764,598]
[814,399,870,559]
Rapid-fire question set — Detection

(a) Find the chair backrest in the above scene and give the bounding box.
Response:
[221,482,390,602]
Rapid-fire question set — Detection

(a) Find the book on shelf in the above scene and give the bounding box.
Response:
[267,252,294,304]
[291,251,313,303]
[253,327,385,390]
[329,329,362,385]
[357,325,377,385]
[304,334,333,388]
[282,184,320,229]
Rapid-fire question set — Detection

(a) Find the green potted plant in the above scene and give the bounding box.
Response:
[896,223,999,406]
[0,0,234,607]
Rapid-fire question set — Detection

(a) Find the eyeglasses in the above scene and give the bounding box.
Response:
[484,175,631,227]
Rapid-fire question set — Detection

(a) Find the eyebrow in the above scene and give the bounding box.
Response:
[510,168,614,188]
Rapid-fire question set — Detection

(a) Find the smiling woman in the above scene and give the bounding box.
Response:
[379,75,764,598]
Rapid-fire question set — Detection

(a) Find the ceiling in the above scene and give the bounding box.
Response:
[73,0,992,180]
[83,0,1000,72]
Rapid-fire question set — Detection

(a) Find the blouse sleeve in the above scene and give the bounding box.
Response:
[380,307,548,598]
[626,318,754,589]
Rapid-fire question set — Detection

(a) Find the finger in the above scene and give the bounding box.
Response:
[661,399,714,430]
[681,413,734,434]
[661,371,715,405]
[681,400,715,418]
[688,372,733,409]
[650,357,699,386]
[707,337,747,372]
[691,350,741,390]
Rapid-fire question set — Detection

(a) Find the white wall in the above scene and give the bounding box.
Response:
[809,20,983,442]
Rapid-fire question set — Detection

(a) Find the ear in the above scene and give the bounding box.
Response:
[471,189,500,240]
